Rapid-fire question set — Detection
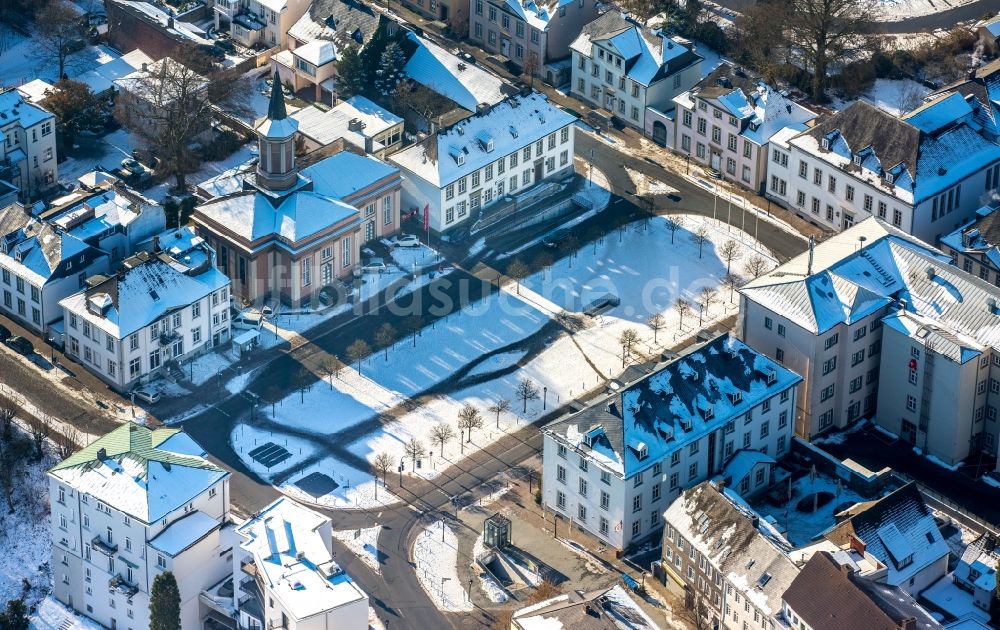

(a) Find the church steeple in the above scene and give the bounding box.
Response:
[256,73,299,191]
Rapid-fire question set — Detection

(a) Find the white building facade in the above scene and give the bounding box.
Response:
[390,92,576,233]
[49,424,232,630]
[0,87,58,201]
[541,334,800,550]
[60,252,231,393]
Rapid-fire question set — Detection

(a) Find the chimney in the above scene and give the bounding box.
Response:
[167,16,174,29]
[141,62,148,72]
[364,136,374,154]
[152,234,160,253]
[97,447,107,461]
[807,236,815,275]
[900,618,916,630]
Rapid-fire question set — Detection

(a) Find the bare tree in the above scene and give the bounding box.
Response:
[523,52,540,87]
[675,298,692,331]
[322,356,343,388]
[506,258,530,295]
[488,399,511,428]
[346,339,371,374]
[619,328,640,367]
[457,404,484,443]
[718,240,741,273]
[743,255,770,279]
[677,593,711,630]
[698,287,718,326]
[56,426,80,461]
[404,438,425,471]
[372,452,394,485]
[29,416,49,461]
[0,397,16,442]
[515,377,540,413]
[405,316,424,347]
[721,272,745,302]
[0,437,28,512]
[648,313,666,344]
[36,0,83,80]
[374,323,396,361]
[663,216,685,245]
[430,423,455,457]
[786,0,880,101]
[114,46,252,191]
[691,227,710,259]
[731,1,792,84]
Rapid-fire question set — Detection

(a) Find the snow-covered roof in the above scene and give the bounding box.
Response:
[939,205,1000,271]
[740,217,1000,362]
[108,1,211,46]
[512,584,661,629]
[402,32,508,111]
[571,12,702,87]
[721,450,775,491]
[287,0,381,48]
[293,39,338,66]
[0,87,55,129]
[48,184,157,243]
[149,510,220,556]
[824,484,949,589]
[390,91,575,187]
[663,482,798,619]
[676,64,817,146]
[77,49,155,94]
[114,58,209,107]
[236,498,367,621]
[789,97,1000,205]
[544,334,800,477]
[16,79,55,104]
[49,423,227,524]
[59,252,229,338]
[0,204,105,287]
[291,96,401,147]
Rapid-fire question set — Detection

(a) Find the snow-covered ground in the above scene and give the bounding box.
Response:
[413,520,472,612]
[185,350,236,386]
[625,166,679,197]
[333,526,382,575]
[29,597,104,630]
[831,78,931,117]
[922,574,991,622]
[0,32,116,87]
[753,472,866,547]
[472,535,508,603]
[279,456,401,510]
[876,0,982,21]
[386,242,441,271]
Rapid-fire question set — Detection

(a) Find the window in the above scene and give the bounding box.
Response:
[825,333,839,349]
[764,317,773,330]
[683,110,692,128]
[579,456,588,472]
[828,175,837,193]
[776,347,784,363]
[599,517,609,535]
[813,169,822,186]
[845,185,855,202]
[157,555,166,569]
[600,491,610,510]
[778,410,788,428]
[633,495,642,513]
[669,472,678,489]
[578,505,587,521]
[851,349,865,366]
[777,324,786,337]
[601,470,611,485]
[822,357,837,375]
[688,462,698,481]
[557,465,566,483]
[798,161,808,179]
[634,472,644,487]
[342,236,352,268]
[849,376,863,393]
[557,444,567,458]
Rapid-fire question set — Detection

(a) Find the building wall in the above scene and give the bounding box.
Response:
[469,0,598,69]
[739,297,884,439]
[0,254,110,335]
[397,123,575,233]
[63,283,231,392]
[661,521,724,625]
[674,100,767,194]
[0,109,58,200]
[107,1,187,60]
[543,384,797,550]
[940,243,1000,288]
[769,141,1000,243]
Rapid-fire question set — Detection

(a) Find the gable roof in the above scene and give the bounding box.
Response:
[49,423,227,523]
[401,32,509,112]
[0,204,106,286]
[663,482,798,619]
[545,334,799,477]
[824,484,949,588]
[287,0,382,48]
[783,551,943,630]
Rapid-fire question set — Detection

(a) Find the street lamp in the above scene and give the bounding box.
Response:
[543,386,547,410]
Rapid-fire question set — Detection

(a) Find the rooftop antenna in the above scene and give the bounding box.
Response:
[807,236,815,275]
[858,235,867,253]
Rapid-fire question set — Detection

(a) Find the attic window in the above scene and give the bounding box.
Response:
[821,138,829,150]
[757,572,772,588]
[509,125,518,139]
[149,289,160,301]
[925,532,935,544]
[727,391,742,405]
[456,153,465,166]
[703,405,715,420]
[766,370,777,385]
[884,171,894,184]
[635,442,648,461]
[853,154,863,166]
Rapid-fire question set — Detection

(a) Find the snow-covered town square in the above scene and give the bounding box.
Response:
[3,0,1000,628]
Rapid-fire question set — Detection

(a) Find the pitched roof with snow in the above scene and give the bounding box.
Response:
[676,64,817,145]
[236,498,367,621]
[49,423,227,524]
[390,91,574,187]
[544,334,800,477]
[663,482,798,619]
[0,204,107,287]
[721,450,775,491]
[287,0,382,48]
[740,217,1000,361]
[570,12,701,87]
[939,205,1000,271]
[77,49,155,94]
[790,96,1000,205]
[114,58,209,107]
[823,484,949,589]
[291,96,402,148]
[59,252,229,338]
[401,32,509,111]
[783,551,943,630]
[0,87,55,129]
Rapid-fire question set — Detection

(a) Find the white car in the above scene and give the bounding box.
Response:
[132,388,161,404]
[395,234,421,248]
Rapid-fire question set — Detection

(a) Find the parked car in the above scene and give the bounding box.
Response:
[358,258,387,274]
[5,336,33,355]
[231,309,263,330]
[543,228,572,248]
[132,388,161,404]
[395,234,421,248]
[0,324,10,343]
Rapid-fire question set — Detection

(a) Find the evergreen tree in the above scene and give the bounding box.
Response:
[336,46,366,99]
[0,599,29,630]
[374,42,407,99]
[149,572,181,630]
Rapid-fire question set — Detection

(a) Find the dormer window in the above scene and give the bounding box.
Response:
[766,370,777,385]
[704,405,715,420]
[635,442,648,460]
[727,391,742,405]
[853,154,863,166]
[821,138,829,150]
[884,171,894,184]
[456,153,465,166]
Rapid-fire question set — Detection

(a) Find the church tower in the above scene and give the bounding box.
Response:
[256,73,299,191]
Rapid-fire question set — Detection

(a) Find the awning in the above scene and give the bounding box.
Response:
[233,329,259,346]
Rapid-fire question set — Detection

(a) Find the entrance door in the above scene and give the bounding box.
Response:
[501,38,510,57]
[901,420,917,444]
[440,3,448,19]
[534,159,543,182]
[365,220,375,242]
[652,121,667,146]
[710,152,721,171]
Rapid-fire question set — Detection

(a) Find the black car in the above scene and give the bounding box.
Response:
[5,336,33,355]
[0,325,10,342]
[542,228,572,248]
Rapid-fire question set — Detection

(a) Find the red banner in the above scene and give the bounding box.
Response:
[422,203,430,232]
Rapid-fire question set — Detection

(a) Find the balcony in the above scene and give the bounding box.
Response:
[91,535,118,555]
[108,574,139,597]
[159,330,180,346]
[233,11,265,31]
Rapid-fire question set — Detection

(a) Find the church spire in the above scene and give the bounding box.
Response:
[267,71,288,121]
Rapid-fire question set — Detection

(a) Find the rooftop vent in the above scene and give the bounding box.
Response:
[97,447,107,460]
